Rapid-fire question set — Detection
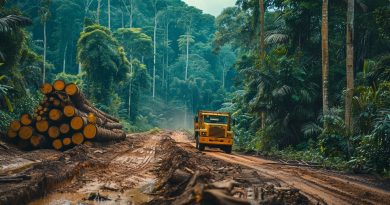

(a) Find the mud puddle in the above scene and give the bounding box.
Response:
[29,179,155,205]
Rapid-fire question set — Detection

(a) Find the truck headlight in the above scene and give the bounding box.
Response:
[201,132,207,136]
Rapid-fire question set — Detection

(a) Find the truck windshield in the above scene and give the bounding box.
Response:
[203,115,228,124]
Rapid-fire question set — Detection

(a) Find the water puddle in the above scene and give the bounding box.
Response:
[28,179,156,205]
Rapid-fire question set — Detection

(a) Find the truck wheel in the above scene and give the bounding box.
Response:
[224,146,232,154]
[199,144,205,151]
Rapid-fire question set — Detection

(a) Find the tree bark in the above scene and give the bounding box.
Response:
[43,18,47,84]
[95,126,126,141]
[108,0,111,30]
[321,0,329,117]
[97,0,101,24]
[153,0,158,99]
[63,41,68,73]
[129,0,133,28]
[345,0,354,134]
[259,0,265,61]
[185,33,189,81]
[259,0,266,129]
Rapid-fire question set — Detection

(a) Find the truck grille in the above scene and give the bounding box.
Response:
[209,126,225,138]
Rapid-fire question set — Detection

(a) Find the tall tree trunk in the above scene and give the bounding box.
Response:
[42,19,47,84]
[129,0,133,28]
[259,0,266,129]
[152,2,157,99]
[80,0,93,74]
[222,59,226,90]
[96,0,101,24]
[128,79,132,119]
[345,0,354,134]
[62,41,68,73]
[108,0,111,30]
[184,101,187,128]
[185,33,189,81]
[121,10,124,28]
[259,0,265,61]
[321,0,329,117]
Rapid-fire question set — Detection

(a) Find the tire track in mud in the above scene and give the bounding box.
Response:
[204,146,390,205]
[28,133,168,205]
[170,131,390,205]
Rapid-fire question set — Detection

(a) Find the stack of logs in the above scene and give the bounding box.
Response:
[5,80,126,150]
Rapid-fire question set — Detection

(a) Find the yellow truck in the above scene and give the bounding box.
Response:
[194,110,234,153]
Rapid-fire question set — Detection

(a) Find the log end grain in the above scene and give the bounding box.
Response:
[18,126,33,140]
[48,126,60,139]
[52,139,63,150]
[49,109,62,121]
[63,105,75,118]
[70,116,85,130]
[53,79,66,91]
[65,83,78,96]
[20,114,32,126]
[83,124,97,139]
[72,133,84,145]
[36,120,49,133]
[10,120,21,132]
[40,83,53,94]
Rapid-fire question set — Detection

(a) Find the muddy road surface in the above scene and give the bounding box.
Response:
[0,130,389,205]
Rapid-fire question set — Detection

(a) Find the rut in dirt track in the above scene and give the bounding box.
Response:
[172,131,390,205]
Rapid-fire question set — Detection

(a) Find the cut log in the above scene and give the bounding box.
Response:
[36,120,49,133]
[53,79,65,91]
[104,122,123,130]
[20,114,32,126]
[30,135,46,148]
[49,109,62,121]
[36,116,42,121]
[94,126,126,141]
[87,113,97,124]
[18,126,33,140]
[71,132,84,145]
[59,123,70,134]
[65,83,79,96]
[40,83,53,94]
[48,126,60,139]
[10,120,21,132]
[83,124,97,139]
[7,128,18,139]
[62,137,72,146]
[63,105,84,118]
[52,139,63,150]
[38,105,43,111]
[67,86,119,123]
[70,116,87,131]
[63,105,76,117]
[53,99,61,107]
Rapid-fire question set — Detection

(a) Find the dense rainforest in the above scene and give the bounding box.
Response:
[0,0,389,175]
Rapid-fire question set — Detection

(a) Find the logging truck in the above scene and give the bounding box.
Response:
[194,110,234,154]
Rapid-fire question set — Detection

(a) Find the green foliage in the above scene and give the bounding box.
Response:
[0,91,40,131]
[77,24,130,111]
[215,0,390,174]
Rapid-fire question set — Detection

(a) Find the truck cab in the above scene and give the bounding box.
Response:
[194,110,233,153]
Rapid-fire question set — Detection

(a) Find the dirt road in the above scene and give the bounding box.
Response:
[1,130,389,205]
[172,131,390,205]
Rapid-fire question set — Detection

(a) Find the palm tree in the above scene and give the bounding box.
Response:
[0,15,32,33]
[321,0,329,120]
[0,0,32,63]
[345,0,355,134]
